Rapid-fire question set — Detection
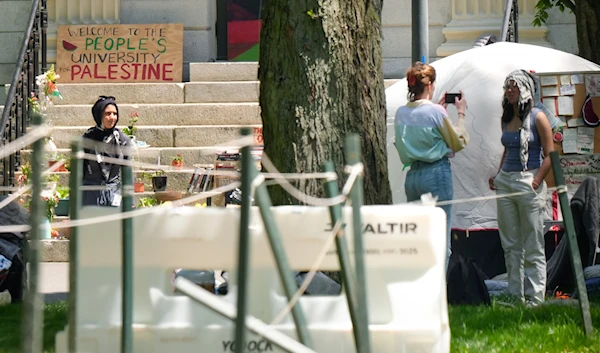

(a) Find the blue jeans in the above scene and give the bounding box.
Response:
[405,158,453,266]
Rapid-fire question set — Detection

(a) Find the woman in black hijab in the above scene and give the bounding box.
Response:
[82,96,132,206]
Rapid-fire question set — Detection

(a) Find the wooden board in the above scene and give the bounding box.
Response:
[56,23,184,83]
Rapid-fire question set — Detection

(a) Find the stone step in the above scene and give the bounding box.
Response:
[48,102,261,126]
[55,83,186,105]
[55,82,261,105]
[185,81,259,103]
[45,124,259,148]
[189,62,258,82]
[22,146,241,166]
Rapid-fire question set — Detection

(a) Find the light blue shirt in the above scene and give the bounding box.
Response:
[394,100,469,167]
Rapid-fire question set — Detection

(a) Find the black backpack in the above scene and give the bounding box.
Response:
[447,253,491,306]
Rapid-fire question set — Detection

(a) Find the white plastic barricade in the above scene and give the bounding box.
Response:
[55,205,450,353]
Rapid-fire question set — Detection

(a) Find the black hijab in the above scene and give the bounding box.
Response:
[84,96,120,142]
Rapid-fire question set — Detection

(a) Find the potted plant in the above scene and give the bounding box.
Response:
[171,154,184,169]
[134,172,153,193]
[151,169,167,192]
[54,186,69,217]
[48,153,68,172]
[122,110,138,140]
[123,110,148,148]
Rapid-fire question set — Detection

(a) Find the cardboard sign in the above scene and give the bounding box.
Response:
[253,127,263,145]
[56,23,183,83]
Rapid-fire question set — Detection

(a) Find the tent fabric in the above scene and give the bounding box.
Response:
[385,42,600,229]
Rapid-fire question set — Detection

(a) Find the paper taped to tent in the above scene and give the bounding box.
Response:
[386,42,600,230]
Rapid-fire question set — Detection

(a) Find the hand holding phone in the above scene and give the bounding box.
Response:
[444,92,462,104]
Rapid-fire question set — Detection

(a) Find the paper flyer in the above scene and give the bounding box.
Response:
[577,127,595,154]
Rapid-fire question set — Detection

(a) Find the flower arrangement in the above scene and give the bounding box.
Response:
[36,64,63,101]
[40,189,59,223]
[28,65,63,116]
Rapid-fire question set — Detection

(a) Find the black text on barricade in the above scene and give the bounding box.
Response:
[324,222,418,234]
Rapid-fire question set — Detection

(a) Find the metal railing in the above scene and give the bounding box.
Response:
[0,0,47,188]
[500,0,519,42]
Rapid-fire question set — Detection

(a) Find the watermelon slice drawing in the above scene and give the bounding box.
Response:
[62,40,77,51]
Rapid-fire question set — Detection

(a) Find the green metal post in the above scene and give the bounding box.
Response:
[233,127,253,353]
[121,162,134,353]
[344,134,371,353]
[252,164,313,348]
[21,113,44,353]
[68,138,83,353]
[550,151,593,337]
[322,160,367,352]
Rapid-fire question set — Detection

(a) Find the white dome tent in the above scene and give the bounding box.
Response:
[385,42,600,230]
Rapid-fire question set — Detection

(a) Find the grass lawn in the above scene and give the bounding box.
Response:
[0,299,599,353]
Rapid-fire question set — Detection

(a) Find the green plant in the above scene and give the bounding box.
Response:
[122,110,139,137]
[55,186,69,199]
[152,169,166,177]
[20,163,32,184]
[137,196,158,208]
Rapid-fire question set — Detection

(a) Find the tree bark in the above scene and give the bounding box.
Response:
[259,0,391,206]
[575,0,600,64]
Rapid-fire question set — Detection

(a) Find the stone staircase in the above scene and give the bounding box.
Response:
[15,62,398,261]
[21,62,262,195]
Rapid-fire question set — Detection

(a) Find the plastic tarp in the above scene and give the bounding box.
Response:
[385,42,600,230]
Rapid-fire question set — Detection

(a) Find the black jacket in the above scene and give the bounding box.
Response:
[547,177,600,292]
[82,127,132,207]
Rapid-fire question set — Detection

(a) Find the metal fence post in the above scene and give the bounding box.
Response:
[68,138,83,353]
[21,113,44,353]
[251,160,313,347]
[344,134,371,353]
[322,160,367,352]
[549,151,593,337]
[234,127,253,353]
[121,161,134,353]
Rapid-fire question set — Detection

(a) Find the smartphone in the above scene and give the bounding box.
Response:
[445,93,462,104]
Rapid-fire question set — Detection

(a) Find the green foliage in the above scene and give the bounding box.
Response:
[55,186,69,199]
[152,169,166,177]
[139,171,154,182]
[137,196,158,208]
[533,0,575,27]
[46,173,59,184]
[0,301,68,353]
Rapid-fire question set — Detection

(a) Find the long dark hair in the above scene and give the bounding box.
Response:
[501,98,532,125]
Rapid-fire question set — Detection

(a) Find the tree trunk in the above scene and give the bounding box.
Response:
[259,0,391,206]
[575,0,600,64]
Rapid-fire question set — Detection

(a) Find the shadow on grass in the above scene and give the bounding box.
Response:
[0,301,67,353]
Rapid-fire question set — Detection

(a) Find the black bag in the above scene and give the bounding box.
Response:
[447,253,491,306]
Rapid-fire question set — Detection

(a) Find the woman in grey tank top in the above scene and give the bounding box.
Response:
[488,70,554,307]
